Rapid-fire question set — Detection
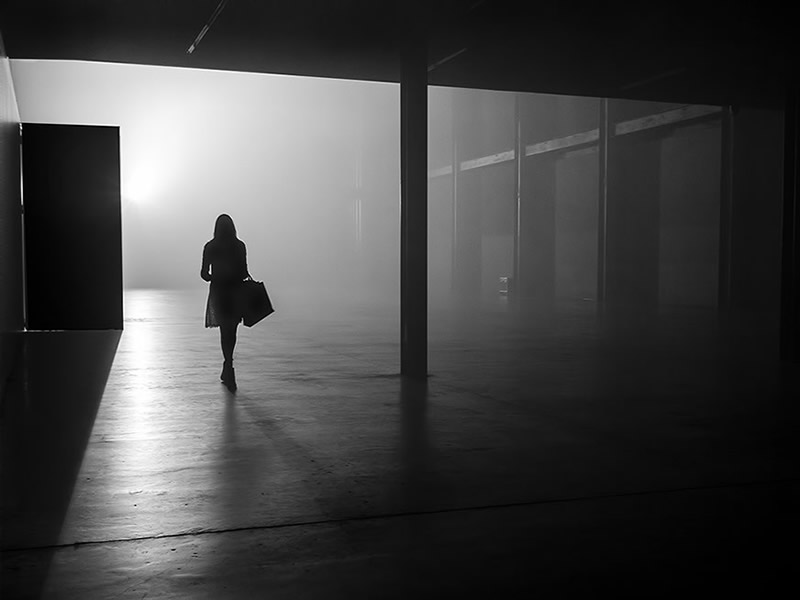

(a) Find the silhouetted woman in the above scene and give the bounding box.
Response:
[201,214,250,391]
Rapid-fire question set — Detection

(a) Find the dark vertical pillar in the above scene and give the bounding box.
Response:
[718,106,734,310]
[597,97,609,306]
[512,93,522,300]
[400,35,428,377]
[781,83,800,361]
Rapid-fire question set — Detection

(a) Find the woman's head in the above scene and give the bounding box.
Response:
[213,214,237,240]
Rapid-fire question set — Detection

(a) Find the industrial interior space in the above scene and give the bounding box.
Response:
[1,1,799,597]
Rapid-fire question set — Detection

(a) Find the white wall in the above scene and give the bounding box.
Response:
[11,60,399,303]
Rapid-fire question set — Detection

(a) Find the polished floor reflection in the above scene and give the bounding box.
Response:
[1,289,798,598]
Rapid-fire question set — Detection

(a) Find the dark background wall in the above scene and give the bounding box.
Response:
[555,148,598,301]
[0,33,23,396]
[520,153,557,303]
[658,120,721,308]
[605,128,662,310]
[527,95,599,305]
[728,108,785,353]
[428,90,778,329]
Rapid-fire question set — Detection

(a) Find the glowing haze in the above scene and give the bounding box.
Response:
[11,60,400,299]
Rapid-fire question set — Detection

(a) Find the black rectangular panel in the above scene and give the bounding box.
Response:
[22,123,122,330]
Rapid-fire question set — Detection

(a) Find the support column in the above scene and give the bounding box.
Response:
[400,35,428,378]
[781,82,800,361]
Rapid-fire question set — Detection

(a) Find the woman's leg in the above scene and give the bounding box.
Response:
[220,319,238,365]
[219,318,239,390]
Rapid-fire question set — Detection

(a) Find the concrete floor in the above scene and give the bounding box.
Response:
[1,288,799,598]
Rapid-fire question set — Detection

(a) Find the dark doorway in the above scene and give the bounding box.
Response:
[22,123,122,330]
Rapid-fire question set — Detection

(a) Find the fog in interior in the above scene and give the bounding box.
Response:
[10,61,784,361]
[11,60,401,310]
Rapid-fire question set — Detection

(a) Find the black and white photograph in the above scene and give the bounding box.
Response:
[1,1,798,597]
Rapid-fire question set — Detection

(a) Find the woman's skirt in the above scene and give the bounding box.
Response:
[205,283,243,328]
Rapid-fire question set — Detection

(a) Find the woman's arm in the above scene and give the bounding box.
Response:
[200,244,212,282]
[242,242,251,280]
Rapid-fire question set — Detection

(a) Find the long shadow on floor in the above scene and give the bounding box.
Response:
[0,330,120,597]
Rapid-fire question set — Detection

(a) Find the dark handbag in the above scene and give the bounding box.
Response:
[239,279,274,327]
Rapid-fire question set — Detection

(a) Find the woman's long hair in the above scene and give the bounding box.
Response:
[213,214,238,242]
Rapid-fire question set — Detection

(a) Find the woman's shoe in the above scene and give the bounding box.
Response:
[221,361,232,383]
[226,368,237,392]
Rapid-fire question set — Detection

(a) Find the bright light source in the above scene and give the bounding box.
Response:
[125,170,155,205]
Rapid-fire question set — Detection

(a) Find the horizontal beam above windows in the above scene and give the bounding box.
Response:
[428,104,722,179]
[614,104,721,136]
[429,165,453,178]
[460,150,515,171]
[525,129,599,156]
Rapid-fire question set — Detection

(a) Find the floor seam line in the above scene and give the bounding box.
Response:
[4,475,797,554]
